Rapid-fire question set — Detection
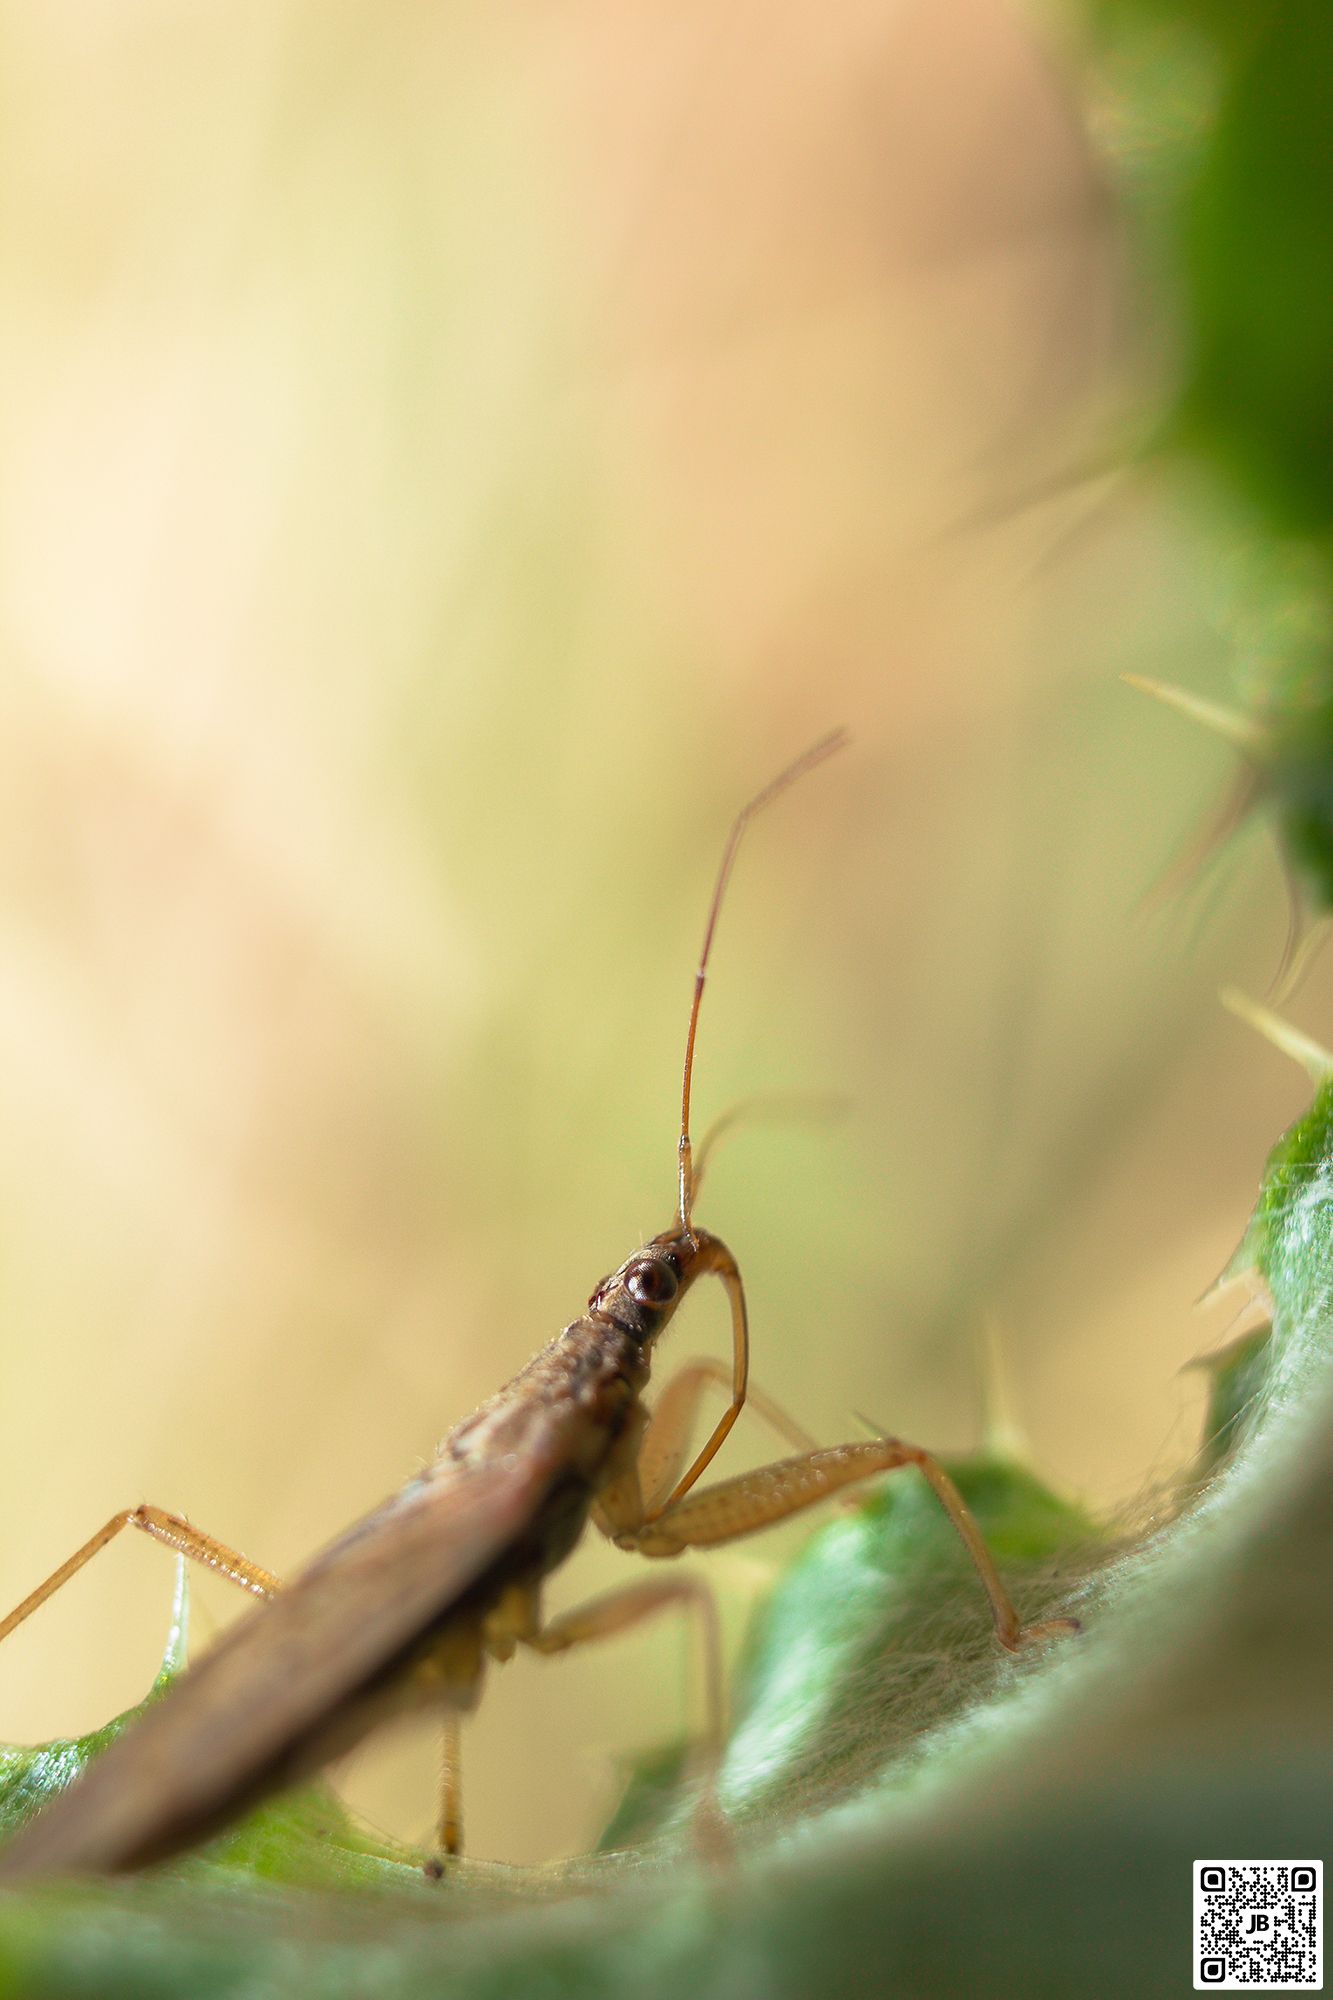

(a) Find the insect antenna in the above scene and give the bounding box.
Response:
[676,728,849,1234]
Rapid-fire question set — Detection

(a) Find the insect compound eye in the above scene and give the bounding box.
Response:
[625,1258,679,1308]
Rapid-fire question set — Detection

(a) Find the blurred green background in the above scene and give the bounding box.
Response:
[0,0,1314,1866]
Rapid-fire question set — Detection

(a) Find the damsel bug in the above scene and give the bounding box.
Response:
[0,732,1074,1878]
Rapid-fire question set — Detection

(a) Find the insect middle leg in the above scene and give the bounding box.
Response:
[611,1439,1079,1651]
[422,1578,726,1873]
[528,1576,728,1852]
[422,1711,464,1876]
[0,1506,279,1648]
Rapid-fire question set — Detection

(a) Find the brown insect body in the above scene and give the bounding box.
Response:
[0,1222,719,1876]
[0,730,1074,1880]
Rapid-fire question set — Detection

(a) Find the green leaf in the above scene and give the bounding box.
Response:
[1092,0,1333,938]
[1227,1072,1333,1362]
[1187,1321,1273,1485]
[0,1560,190,1845]
[1181,7,1333,537]
[0,1560,422,1895]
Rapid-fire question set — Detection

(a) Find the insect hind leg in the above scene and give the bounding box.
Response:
[0,1505,279,1649]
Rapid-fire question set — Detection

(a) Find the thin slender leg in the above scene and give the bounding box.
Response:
[527,1576,728,1856]
[423,1712,465,1878]
[651,1243,750,1515]
[0,1505,279,1647]
[638,1357,818,1517]
[617,1437,1079,1652]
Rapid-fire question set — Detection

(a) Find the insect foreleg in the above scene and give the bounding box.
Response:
[636,1358,819,1518]
[648,1245,751,1516]
[0,1506,279,1649]
[618,1439,1079,1652]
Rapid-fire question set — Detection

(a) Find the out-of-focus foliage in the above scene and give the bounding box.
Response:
[1094,0,1333,940]
[1229,1077,1333,1317]
[1181,9,1333,538]
[1094,0,1333,534]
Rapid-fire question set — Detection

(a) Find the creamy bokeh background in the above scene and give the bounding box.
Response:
[0,1,1313,1863]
